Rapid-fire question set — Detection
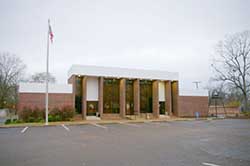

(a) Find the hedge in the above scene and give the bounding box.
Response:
[18,106,74,123]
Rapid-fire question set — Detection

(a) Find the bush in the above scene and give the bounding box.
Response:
[48,114,54,122]
[18,107,32,122]
[61,106,74,121]
[18,107,45,123]
[16,119,23,123]
[4,119,23,125]
[242,111,250,117]
[18,106,74,123]
[32,107,45,120]
[5,119,11,124]
[48,106,74,122]
[12,119,17,123]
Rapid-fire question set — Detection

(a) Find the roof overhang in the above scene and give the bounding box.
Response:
[68,65,179,81]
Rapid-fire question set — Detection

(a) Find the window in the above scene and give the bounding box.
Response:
[126,79,134,115]
[103,78,120,114]
[140,80,152,113]
[75,76,82,114]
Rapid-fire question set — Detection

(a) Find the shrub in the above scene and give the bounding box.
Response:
[4,119,23,125]
[50,107,60,116]
[18,107,45,123]
[18,106,74,122]
[61,105,74,121]
[16,119,23,123]
[32,107,45,121]
[242,111,250,117]
[5,119,12,124]
[48,114,54,122]
[12,119,17,123]
[18,107,32,122]
[48,106,74,121]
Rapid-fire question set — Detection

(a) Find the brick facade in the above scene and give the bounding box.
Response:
[98,77,104,117]
[119,78,126,118]
[18,93,74,111]
[171,81,179,116]
[133,79,140,116]
[178,96,209,117]
[81,76,87,119]
[152,80,159,118]
[165,81,172,116]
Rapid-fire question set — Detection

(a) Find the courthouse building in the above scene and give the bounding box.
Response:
[18,65,209,119]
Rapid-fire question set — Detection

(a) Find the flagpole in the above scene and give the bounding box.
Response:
[45,19,50,125]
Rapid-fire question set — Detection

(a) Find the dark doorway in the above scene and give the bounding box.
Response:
[159,102,165,115]
[140,80,152,113]
[126,79,134,115]
[87,101,98,116]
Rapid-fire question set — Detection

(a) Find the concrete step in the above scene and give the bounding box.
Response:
[73,114,83,121]
[101,114,122,120]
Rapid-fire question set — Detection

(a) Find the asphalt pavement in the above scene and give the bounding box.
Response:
[0,119,250,166]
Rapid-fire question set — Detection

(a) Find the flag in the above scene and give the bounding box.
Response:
[48,20,54,43]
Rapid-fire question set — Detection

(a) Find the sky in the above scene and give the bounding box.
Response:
[0,0,250,89]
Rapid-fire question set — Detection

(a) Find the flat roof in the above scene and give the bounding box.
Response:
[19,83,72,94]
[68,65,179,81]
[179,89,208,96]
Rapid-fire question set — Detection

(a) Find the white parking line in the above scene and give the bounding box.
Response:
[61,124,70,131]
[21,126,28,133]
[119,122,140,127]
[202,162,221,166]
[91,123,108,129]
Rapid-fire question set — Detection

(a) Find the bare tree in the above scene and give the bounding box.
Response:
[28,72,56,83]
[212,31,250,111]
[0,52,26,108]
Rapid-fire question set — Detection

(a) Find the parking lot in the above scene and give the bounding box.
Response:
[0,119,250,166]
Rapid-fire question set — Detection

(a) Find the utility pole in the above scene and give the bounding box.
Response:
[193,81,201,89]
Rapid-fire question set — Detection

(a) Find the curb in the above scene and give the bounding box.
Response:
[0,117,218,128]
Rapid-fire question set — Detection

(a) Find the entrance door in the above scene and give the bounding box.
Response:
[159,102,165,115]
[87,101,98,116]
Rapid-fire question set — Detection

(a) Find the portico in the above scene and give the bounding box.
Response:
[68,65,179,120]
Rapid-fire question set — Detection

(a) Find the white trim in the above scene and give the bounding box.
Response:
[86,77,99,101]
[19,83,72,94]
[68,65,179,81]
[158,81,165,101]
[179,89,208,96]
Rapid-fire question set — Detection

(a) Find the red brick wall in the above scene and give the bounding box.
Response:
[18,93,74,111]
[178,96,209,117]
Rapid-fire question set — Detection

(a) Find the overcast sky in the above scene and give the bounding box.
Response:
[1,0,250,89]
